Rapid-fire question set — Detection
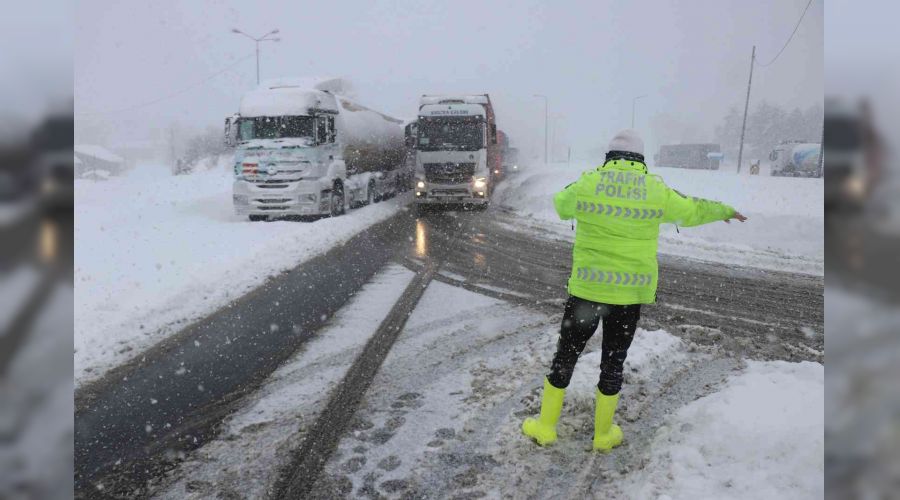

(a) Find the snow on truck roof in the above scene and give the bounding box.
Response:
[419,94,490,106]
[239,87,339,117]
[258,76,354,96]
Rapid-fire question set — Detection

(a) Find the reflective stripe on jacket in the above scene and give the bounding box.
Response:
[554,159,735,305]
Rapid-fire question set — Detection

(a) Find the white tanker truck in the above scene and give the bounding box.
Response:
[769,141,822,178]
[225,78,405,221]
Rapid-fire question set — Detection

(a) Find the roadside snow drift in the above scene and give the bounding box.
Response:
[495,162,823,275]
[623,360,824,499]
[74,162,404,385]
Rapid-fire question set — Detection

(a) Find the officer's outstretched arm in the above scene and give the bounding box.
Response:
[661,187,735,227]
[553,181,578,220]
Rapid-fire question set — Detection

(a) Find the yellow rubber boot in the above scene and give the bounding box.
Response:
[522,378,566,446]
[593,389,624,452]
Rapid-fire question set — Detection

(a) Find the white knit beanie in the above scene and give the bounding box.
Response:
[608,129,644,156]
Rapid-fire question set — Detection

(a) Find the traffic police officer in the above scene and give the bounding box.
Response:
[522,129,747,451]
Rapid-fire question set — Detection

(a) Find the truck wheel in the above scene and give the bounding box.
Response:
[330,184,345,217]
[249,215,268,222]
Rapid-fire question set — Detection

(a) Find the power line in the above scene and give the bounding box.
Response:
[76,53,254,116]
[755,0,815,67]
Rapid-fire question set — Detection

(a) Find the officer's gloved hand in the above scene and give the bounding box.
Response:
[724,211,748,223]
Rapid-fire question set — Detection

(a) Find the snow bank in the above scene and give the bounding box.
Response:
[74,161,403,385]
[74,144,124,163]
[495,162,823,275]
[622,360,824,500]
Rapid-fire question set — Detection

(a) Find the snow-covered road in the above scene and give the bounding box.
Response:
[73,165,823,499]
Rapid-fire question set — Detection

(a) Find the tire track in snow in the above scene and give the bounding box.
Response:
[273,260,437,498]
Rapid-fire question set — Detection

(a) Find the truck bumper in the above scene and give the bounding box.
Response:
[414,182,488,205]
[233,180,330,217]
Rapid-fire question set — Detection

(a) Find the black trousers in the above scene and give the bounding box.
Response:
[547,295,641,396]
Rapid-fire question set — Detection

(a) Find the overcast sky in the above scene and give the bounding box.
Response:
[75,0,822,160]
[0,0,72,129]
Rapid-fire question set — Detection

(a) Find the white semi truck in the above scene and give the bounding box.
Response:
[769,141,822,177]
[413,94,500,210]
[226,78,405,221]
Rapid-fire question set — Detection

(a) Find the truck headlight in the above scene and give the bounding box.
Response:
[300,193,317,203]
[473,177,487,189]
[416,180,426,189]
[845,176,865,199]
[233,194,249,205]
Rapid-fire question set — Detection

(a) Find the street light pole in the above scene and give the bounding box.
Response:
[232,28,280,85]
[631,94,647,129]
[534,94,548,164]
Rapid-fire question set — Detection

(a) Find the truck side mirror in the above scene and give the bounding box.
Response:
[224,115,240,147]
[491,124,497,144]
[224,117,234,147]
[768,151,777,161]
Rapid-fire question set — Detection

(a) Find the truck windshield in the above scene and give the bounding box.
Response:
[238,116,315,141]
[825,118,861,151]
[417,116,484,151]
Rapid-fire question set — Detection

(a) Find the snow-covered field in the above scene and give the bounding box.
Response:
[74,162,404,386]
[495,162,823,275]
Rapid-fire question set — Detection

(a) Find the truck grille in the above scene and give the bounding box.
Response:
[423,163,476,184]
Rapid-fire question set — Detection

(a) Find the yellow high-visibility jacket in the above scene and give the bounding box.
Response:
[554,159,735,305]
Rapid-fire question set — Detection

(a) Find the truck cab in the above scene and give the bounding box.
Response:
[227,82,404,221]
[413,95,498,209]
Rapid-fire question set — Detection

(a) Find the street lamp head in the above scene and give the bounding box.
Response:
[231,28,242,34]
[270,29,280,34]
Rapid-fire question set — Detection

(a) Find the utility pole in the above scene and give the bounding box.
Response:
[534,94,549,164]
[232,28,280,85]
[631,94,647,129]
[737,46,756,174]
[816,119,825,177]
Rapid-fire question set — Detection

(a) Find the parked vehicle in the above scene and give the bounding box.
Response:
[656,143,722,170]
[413,94,500,210]
[225,78,405,221]
[32,113,74,212]
[769,141,822,177]
[504,146,521,174]
[824,98,882,210]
